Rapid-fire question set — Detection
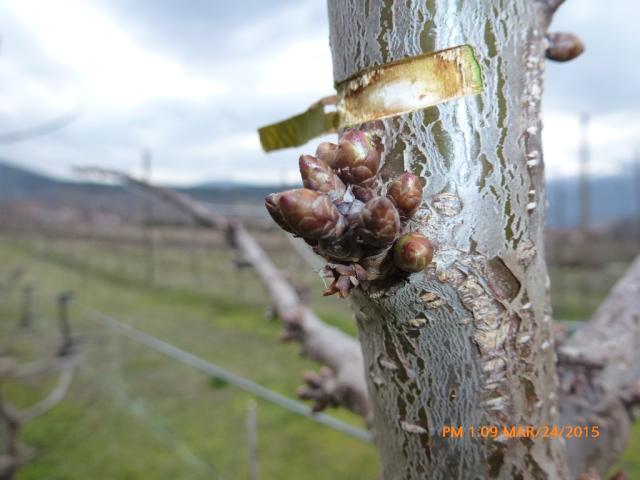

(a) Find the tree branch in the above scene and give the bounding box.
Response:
[0,354,78,480]
[0,110,80,144]
[76,167,371,419]
[10,359,53,381]
[558,254,640,476]
[535,0,566,29]
[17,356,78,423]
[0,386,21,480]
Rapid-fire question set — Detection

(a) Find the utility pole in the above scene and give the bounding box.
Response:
[246,400,259,480]
[57,291,75,356]
[634,148,640,241]
[578,113,591,234]
[19,284,33,328]
[576,114,592,312]
[554,179,567,230]
[141,149,156,284]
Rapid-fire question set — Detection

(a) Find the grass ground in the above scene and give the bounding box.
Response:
[1,231,638,478]
[0,233,376,479]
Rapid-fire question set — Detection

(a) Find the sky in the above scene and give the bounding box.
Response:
[0,0,639,185]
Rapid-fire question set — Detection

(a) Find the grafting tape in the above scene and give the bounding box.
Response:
[258,44,483,152]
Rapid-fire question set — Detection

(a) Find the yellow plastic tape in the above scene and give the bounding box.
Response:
[258,44,483,153]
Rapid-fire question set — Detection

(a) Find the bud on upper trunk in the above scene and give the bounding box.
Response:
[546,32,584,62]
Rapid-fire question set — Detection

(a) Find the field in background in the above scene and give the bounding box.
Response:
[0,233,374,480]
[1,228,639,479]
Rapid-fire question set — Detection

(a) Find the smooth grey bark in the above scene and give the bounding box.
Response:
[327,1,566,478]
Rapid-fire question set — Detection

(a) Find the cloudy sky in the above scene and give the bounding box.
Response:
[1,0,639,185]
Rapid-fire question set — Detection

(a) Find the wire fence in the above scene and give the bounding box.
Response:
[81,306,373,444]
[87,329,219,479]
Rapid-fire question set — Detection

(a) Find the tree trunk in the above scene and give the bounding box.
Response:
[327,1,567,478]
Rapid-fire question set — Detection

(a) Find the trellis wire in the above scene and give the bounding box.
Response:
[82,306,373,444]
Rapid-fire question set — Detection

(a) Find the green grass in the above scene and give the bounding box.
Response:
[1,232,639,479]
[549,261,632,320]
[0,235,377,479]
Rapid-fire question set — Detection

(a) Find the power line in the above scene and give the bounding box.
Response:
[82,307,373,444]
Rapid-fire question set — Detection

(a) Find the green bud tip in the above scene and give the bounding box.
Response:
[393,232,434,273]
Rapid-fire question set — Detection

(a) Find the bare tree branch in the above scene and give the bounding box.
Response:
[535,0,566,29]
[0,110,80,144]
[10,358,60,382]
[17,356,78,423]
[0,354,78,480]
[558,253,640,476]
[545,0,565,13]
[76,166,371,419]
[0,386,21,480]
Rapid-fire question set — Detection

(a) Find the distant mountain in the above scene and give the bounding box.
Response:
[0,159,637,228]
[0,160,58,197]
[0,159,130,209]
[0,160,292,221]
[195,180,253,189]
[546,174,639,229]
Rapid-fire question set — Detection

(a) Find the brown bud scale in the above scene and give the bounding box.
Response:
[299,154,346,197]
[358,196,400,247]
[387,173,423,217]
[277,188,346,241]
[265,193,294,233]
[315,142,338,169]
[334,129,380,186]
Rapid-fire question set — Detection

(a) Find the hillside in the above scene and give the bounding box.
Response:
[1,159,638,228]
[0,160,293,222]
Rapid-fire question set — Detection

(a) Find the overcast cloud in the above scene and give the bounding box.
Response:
[0,0,638,185]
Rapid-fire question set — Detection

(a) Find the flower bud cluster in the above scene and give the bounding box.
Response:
[266,129,434,296]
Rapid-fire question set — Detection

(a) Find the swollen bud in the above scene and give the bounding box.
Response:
[299,155,346,197]
[334,129,380,186]
[315,142,338,169]
[265,193,294,233]
[358,196,400,247]
[277,189,346,241]
[393,233,433,273]
[546,32,584,62]
[387,173,423,218]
